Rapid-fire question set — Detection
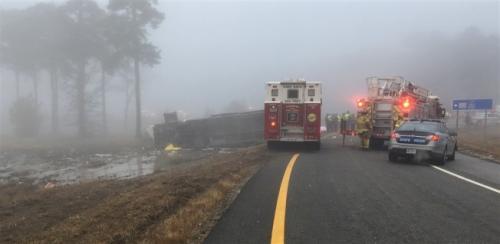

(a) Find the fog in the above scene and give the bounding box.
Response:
[1,0,499,138]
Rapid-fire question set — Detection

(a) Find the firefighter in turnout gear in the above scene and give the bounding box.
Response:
[393,105,405,129]
[340,111,354,146]
[356,99,372,149]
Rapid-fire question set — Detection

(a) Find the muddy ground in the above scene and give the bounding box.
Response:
[0,144,271,243]
[0,137,221,185]
[457,125,500,162]
[0,145,217,186]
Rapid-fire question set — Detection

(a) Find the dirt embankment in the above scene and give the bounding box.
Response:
[0,146,270,243]
[457,125,500,162]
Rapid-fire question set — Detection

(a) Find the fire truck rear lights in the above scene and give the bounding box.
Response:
[270,121,277,127]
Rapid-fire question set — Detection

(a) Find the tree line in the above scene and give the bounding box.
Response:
[0,0,164,138]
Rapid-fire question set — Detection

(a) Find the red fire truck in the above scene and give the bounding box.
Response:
[356,76,446,148]
[264,80,322,149]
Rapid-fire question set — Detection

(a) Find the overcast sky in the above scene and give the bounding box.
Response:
[142,0,499,117]
[1,0,499,123]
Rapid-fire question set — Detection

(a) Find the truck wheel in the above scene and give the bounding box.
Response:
[305,141,321,150]
[370,138,380,149]
[369,138,376,149]
[267,141,278,150]
[313,141,321,150]
[388,151,398,162]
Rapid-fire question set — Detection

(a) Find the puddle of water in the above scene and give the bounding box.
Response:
[0,148,229,186]
[49,155,156,184]
[0,151,159,185]
[60,157,153,184]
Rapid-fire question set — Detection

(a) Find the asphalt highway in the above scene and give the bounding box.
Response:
[205,137,500,243]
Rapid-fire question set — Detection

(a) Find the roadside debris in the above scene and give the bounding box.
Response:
[43,181,56,189]
[164,144,182,152]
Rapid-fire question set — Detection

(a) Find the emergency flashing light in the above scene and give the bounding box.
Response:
[357,99,367,108]
[399,96,414,112]
[402,99,410,108]
[270,121,277,127]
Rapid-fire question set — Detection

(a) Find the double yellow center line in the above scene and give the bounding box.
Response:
[270,153,300,244]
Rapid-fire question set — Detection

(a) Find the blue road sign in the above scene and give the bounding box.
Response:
[452,99,493,111]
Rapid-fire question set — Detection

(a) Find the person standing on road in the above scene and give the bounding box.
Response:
[340,111,352,145]
[356,110,372,149]
[393,105,405,129]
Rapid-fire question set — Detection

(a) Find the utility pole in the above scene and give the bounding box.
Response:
[483,109,487,143]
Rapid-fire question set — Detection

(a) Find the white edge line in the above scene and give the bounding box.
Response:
[431,165,500,195]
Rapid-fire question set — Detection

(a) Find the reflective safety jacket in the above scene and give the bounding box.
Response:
[356,115,371,133]
[392,106,405,129]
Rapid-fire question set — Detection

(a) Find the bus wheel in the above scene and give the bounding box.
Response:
[388,151,398,162]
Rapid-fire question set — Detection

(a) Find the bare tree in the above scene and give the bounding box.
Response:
[0,9,40,100]
[33,3,70,135]
[108,0,164,138]
[62,0,105,137]
[95,14,126,135]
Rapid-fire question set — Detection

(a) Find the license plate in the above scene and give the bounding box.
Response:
[406,148,417,154]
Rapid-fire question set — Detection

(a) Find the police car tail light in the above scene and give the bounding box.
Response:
[431,135,440,141]
[427,134,440,142]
